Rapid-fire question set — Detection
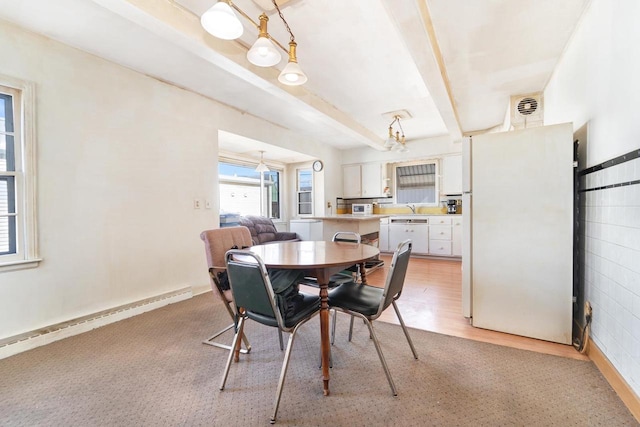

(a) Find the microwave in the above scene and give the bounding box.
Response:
[352,203,373,215]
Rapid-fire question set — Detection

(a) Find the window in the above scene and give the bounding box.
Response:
[296,169,313,215]
[0,93,16,255]
[395,161,438,205]
[0,77,38,271]
[218,160,281,219]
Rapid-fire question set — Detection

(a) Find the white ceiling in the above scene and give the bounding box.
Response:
[0,0,590,162]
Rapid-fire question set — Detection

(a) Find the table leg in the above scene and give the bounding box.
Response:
[319,280,330,396]
[360,262,368,285]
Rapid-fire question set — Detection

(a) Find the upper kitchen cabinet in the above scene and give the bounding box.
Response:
[342,163,385,198]
[441,155,462,196]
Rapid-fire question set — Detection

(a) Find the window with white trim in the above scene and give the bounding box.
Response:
[296,169,313,215]
[394,161,438,205]
[0,77,38,271]
[218,159,282,219]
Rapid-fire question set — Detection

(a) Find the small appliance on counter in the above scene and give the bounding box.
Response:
[352,203,373,215]
[447,199,457,214]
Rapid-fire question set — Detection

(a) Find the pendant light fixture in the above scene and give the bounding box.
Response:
[274,1,307,86]
[200,0,307,86]
[247,14,281,67]
[200,1,244,40]
[278,41,307,85]
[255,151,270,172]
[383,115,406,150]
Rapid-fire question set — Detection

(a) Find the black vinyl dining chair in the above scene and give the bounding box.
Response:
[220,250,321,424]
[328,239,418,396]
[328,232,361,344]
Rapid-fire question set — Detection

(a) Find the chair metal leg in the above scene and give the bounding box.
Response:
[202,323,251,354]
[331,309,337,345]
[203,300,252,353]
[278,330,284,351]
[272,316,317,424]
[219,316,245,391]
[392,301,418,360]
[357,313,397,396]
[348,315,355,342]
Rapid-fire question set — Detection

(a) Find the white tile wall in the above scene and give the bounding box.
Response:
[581,157,640,396]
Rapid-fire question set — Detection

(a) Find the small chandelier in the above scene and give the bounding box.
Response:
[255,150,270,172]
[383,115,409,152]
[201,0,307,86]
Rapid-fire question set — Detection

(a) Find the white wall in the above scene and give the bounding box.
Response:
[544,0,640,167]
[340,135,460,165]
[544,0,640,396]
[0,21,341,340]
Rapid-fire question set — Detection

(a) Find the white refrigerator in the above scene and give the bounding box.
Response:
[462,123,573,344]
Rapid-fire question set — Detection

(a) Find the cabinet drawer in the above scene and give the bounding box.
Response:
[429,240,452,255]
[430,225,452,240]
[428,216,452,225]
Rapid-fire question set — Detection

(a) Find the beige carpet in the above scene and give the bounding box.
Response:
[0,294,636,426]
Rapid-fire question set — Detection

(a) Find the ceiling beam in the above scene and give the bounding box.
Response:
[90,0,386,150]
[382,0,463,141]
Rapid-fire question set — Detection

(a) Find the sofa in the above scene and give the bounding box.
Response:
[238,215,299,245]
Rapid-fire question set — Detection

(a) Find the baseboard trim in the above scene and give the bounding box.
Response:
[588,341,640,422]
[0,287,193,360]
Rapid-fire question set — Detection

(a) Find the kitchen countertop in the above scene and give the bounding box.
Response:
[306,214,390,221]
[381,213,462,216]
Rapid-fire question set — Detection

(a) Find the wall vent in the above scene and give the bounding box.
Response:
[510,92,543,129]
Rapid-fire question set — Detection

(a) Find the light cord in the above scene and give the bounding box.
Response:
[272,0,295,42]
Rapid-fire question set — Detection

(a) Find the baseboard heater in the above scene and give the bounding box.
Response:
[0,287,192,360]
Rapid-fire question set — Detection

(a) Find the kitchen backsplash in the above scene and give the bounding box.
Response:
[336,197,462,215]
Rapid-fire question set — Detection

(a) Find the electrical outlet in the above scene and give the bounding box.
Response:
[327,201,332,208]
[193,199,201,209]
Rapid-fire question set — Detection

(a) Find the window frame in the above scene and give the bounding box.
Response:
[0,75,39,272]
[296,168,313,216]
[392,159,440,206]
[218,156,283,220]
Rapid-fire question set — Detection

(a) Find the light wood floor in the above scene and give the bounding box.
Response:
[360,254,588,361]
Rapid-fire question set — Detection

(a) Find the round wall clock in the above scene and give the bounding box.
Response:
[313,160,324,172]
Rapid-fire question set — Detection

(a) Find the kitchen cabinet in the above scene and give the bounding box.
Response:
[384,215,461,257]
[361,163,383,197]
[379,218,389,252]
[290,219,323,241]
[342,164,362,198]
[342,163,384,198]
[428,216,452,256]
[441,155,462,195]
[388,222,428,254]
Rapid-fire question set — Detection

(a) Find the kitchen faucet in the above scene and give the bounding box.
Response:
[406,204,416,214]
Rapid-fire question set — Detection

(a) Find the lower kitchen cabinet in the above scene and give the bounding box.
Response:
[428,216,452,256]
[382,215,462,258]
[379,218,389,252]
[389,223,428,254]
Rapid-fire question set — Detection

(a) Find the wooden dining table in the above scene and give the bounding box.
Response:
[248,240,380,396]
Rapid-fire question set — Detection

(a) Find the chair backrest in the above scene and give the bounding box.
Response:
[332,231,361,243]
[377,239,412,316]
[225,250,285,330]
[200,227,253,293]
